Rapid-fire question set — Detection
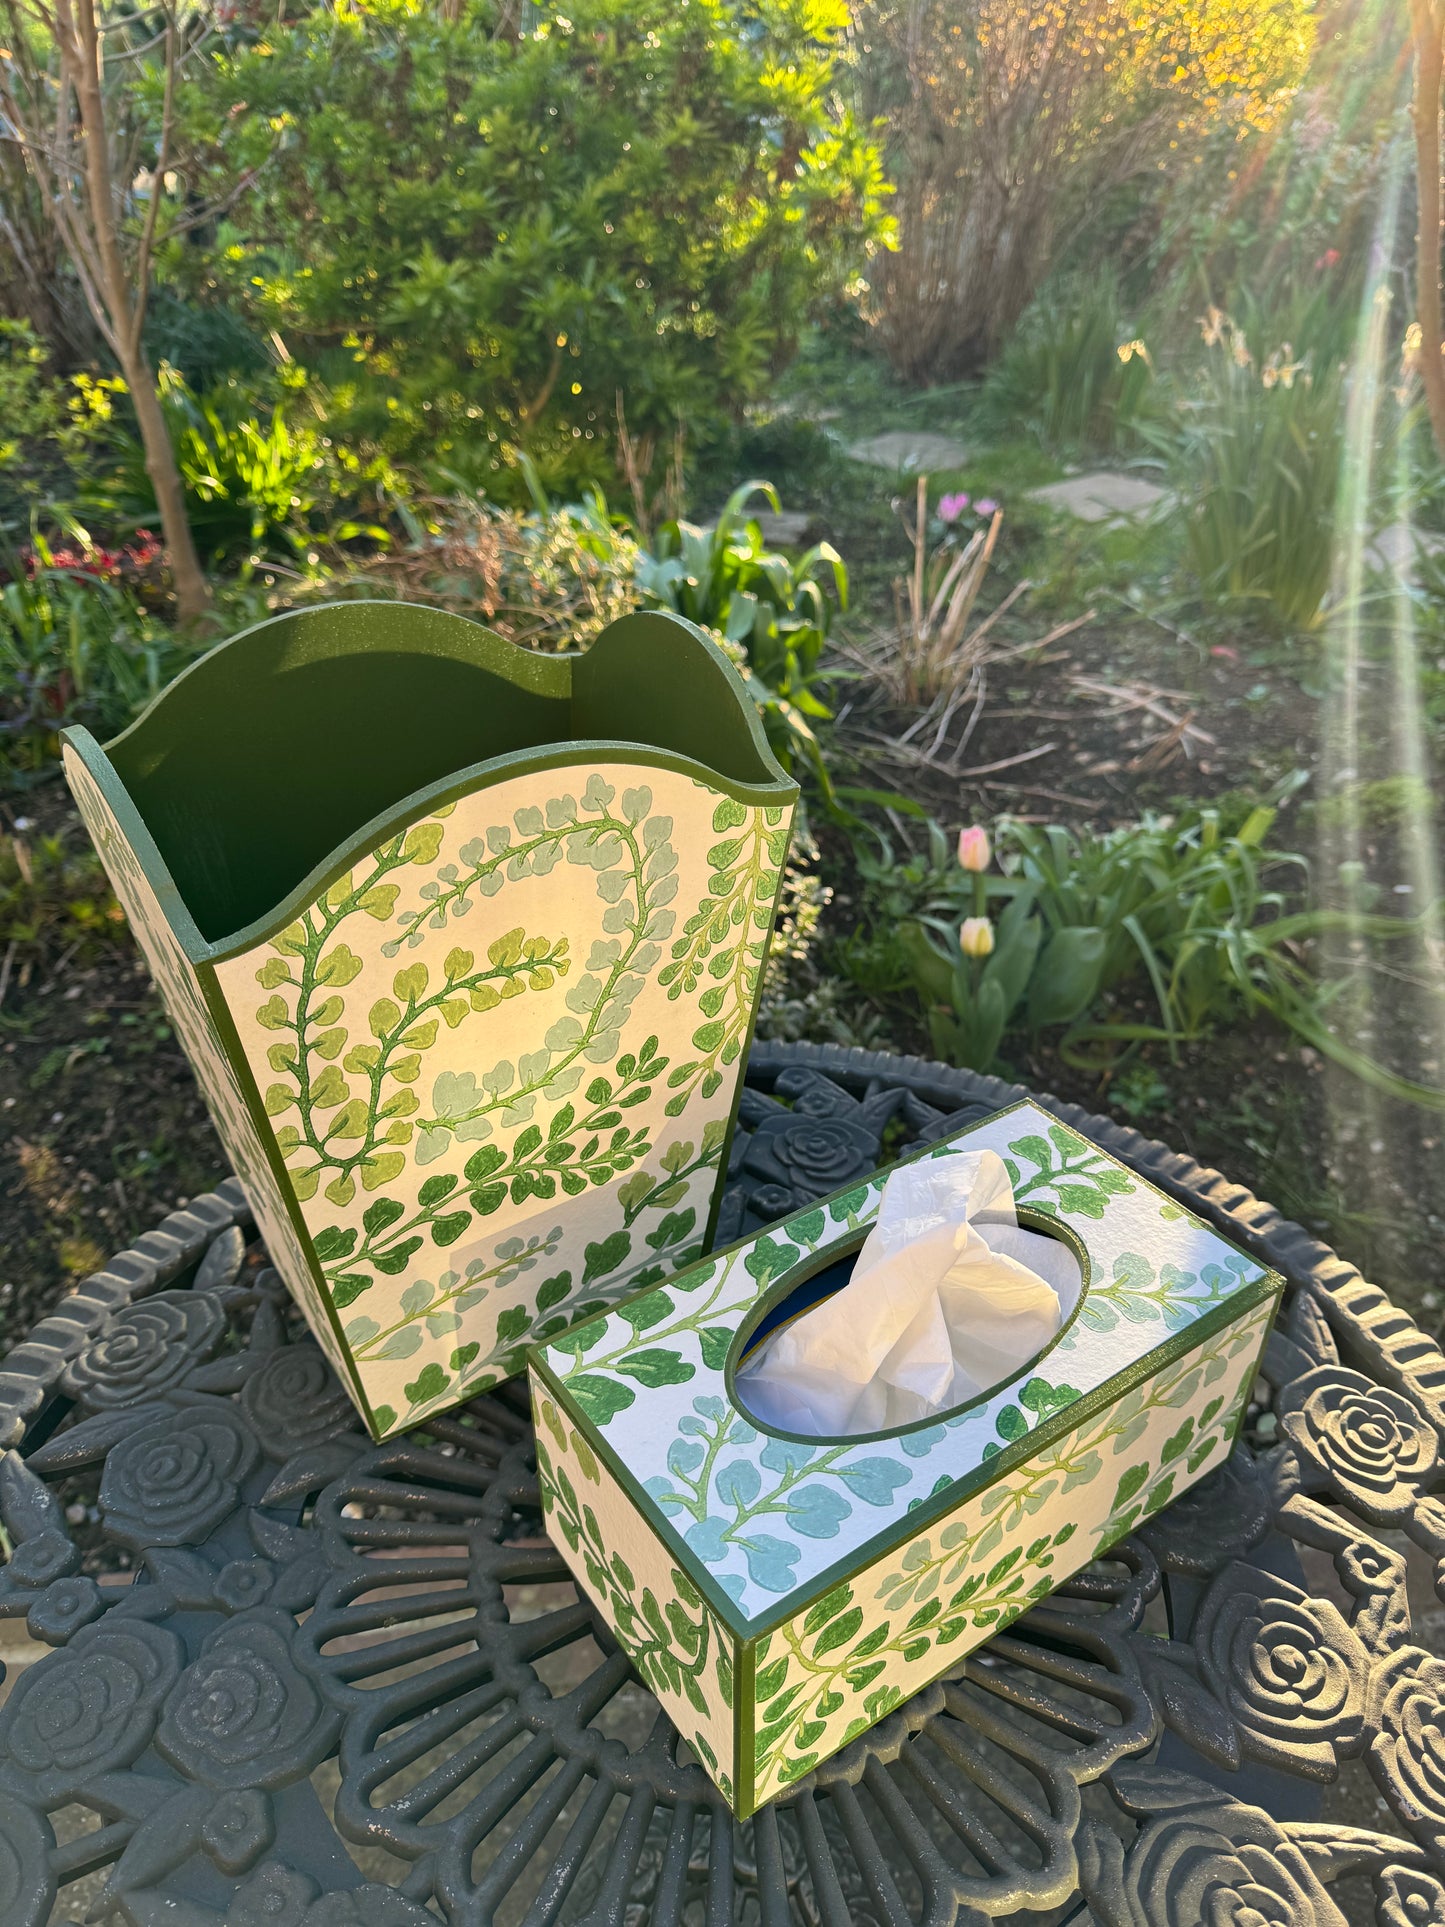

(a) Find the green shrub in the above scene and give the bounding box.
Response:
[1146,0,1399,327]
[0,322,67,462]
[177,0,890,492]
[141,291,270,392]
[92,369,402,566]
[0,321,78,513]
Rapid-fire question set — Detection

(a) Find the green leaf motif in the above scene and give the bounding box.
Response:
[584,1231,632,1285]
[1112,1463,1150,1511]
[404,1362,449,1408]
[619,1290,673,1331]
[567,1373,637,1426]
[812,1607,863,1657]
[616,1348,694,1388]
[699,1327,732,1370]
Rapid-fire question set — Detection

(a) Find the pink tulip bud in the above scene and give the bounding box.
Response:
[957,825,991,872]
[960,916,995,959]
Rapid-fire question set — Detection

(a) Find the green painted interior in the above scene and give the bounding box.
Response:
[101,602,781,944]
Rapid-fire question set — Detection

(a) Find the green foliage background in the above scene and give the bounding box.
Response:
[174,0,891,492]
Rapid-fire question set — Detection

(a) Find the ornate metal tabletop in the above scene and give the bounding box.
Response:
[2,1041,1444,1927]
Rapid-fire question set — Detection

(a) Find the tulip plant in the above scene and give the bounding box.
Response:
[873,795,1445,1109]
[899,823,1106,1072]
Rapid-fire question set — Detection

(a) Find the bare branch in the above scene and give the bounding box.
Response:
[129,8,176,348]
[0,0,212,619]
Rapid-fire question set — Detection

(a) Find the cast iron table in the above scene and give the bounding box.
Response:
[2,1042,1444,1927]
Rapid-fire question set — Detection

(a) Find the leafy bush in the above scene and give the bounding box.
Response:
[0,554,201,782]
[179,0,890,492]
[1172,307,1345,630]
[979,275,1158,455]
[141,291,270,393]
[0,321,67,464]
[1147,0,1399,320]
[93,370,401,566]
[0,321,96,512]
[847,795,1445,1107]
[354,487,643,648]
[636,482,846,786]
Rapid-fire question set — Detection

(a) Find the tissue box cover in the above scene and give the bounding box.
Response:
[528,1099,1282,1815]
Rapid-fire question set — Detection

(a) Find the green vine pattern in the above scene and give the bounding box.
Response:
[340,1122,731,1433]
[253,780,675,1206]
[543,1112,1270,1614]
[1070,1247,1256,1339]
[64,753,333,1361]
[211,767,785,1433]
[533,1099,1277,1811]
[747,1304,1268,1804]
[658,799,790,1112]
[549,1198,872,1432]
[534,1386,736,1803]
[997,1122,1137,1217]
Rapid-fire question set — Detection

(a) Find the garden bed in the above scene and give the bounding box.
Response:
[6,442,1442,1347]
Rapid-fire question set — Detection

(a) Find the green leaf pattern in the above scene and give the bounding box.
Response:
[542,1103,1274,1620]
[746,1297,1270,1807]
[201,766,786,1435]
[532,1383,737,1804]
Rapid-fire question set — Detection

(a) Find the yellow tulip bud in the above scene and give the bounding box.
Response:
[959,916,994,959]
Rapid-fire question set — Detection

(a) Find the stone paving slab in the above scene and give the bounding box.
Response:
[752,509,816,546]
[845,429,969,472]
[1365,521,1445,583]
[1027,471,1174,522]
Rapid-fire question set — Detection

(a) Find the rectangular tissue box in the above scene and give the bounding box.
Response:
[528,1100,1282,1815]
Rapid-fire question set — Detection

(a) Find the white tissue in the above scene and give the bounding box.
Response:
[736,1150,1079,1438]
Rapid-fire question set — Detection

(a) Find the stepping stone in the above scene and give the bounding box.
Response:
[702,508,817,547]
[752,509,816,547]
[1028,472,1173,523]
[845,430,969,472]
[1365,522,1445,583]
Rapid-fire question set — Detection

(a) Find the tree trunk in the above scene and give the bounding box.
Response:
[1413,0,1445,458]
[64,0,213,626]
[119,342,213,626]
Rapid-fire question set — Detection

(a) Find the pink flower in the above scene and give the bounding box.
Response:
[938,492,970,523]
[975,498,1000,518]
[1315,249,1341,272]
[959,917,995,959]
[957,825,991,873]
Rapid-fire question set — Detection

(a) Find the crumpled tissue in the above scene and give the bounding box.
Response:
[736,1149,1081,1438]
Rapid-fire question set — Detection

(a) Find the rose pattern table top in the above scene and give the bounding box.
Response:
[1,1040,1444,1926]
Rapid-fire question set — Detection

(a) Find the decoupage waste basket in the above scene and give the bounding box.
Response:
[62,602,797,1438]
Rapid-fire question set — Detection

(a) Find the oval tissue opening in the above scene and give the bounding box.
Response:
[731,1208,1088,1444]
